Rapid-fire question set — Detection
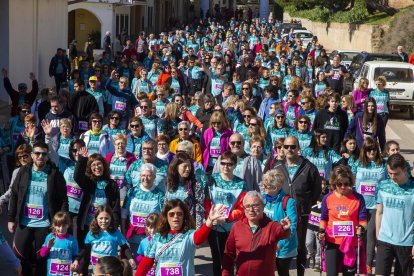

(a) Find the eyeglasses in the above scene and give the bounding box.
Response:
[301,102,309,105]
[244,203,262,210]
[21,110,30,113]
[249,123,257,126]
[283,145,297,150]
[375,83,383,86]
[33,151,47,157]
[140,105,149,109]
[243,115,251,118]
[276,146,283,150]
[276,116,285,119]
[110,117,120,120]
[92,120,102,124]
[230,141,242,146]
[168,211,183,218]
[142,147,154,152]
[220,161,234,167]
[298,121,308,124]
[130,124,141,128]
[18,154,29,160]
[119,81,127,84]
[242,87,249,90]
[158,142,167,146]
[366,146,377,152]
[179,128,188,131]
[336,182,351,187]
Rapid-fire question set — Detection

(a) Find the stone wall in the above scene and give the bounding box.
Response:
[283,13,386,53]
[388,0,414,9]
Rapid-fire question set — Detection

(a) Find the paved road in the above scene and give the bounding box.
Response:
[0,100,412,275]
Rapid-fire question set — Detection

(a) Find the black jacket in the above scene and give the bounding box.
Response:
[74,156,120,227]
[68,90,99,133]
[264,157,322,215]
[8,163,68,225]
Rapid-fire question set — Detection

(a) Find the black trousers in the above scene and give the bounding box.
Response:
[13,225,49,276]
[296,216,308,276]
[325,242,356,276]
[376,240,413,276]
[276,257,293,276]
[208,230,229,276]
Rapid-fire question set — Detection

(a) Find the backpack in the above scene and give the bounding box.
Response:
[282,194,301,224]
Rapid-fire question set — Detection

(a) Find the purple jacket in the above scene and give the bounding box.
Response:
[352,89,371,111]
[201,127,233,168]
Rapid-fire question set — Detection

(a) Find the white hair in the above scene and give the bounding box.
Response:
[243,191,264,204]
[178,121,190,129]
[140,163,157,175]
[178,140,194,156]
[262,169,285,192]
[106,31,111,36]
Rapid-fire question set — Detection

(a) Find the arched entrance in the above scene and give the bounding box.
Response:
[68,8,101,52]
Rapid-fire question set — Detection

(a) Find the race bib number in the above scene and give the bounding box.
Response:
[67,183,83,199]
[79,121,88,131]
[50,260,70,275]
[308,212,321,226]
[209,148,221,157]
[131,212,147,228]
[91,254,103,266]
[332,221,354,237]
[146,268,156,276]
[215,83,223,90]
[360,182,376,196]
[115,101,126,111]
[160,263,183,276]
[332,71,340,80]
[25,204,43,219]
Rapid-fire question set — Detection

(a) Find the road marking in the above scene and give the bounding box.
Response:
[386,125,401,140]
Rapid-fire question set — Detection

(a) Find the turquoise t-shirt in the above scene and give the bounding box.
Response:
[109,155,128,188]
[155,100,167,117]
[146,231,196,276]
[102,125,126,139]
[302,148,342,180]
[87,134,100,155]
[377,178,414,246]
[290,130,313,152]
[352,160,387,209]
[285,105,296,128]
[86,180,108,225]
[57,136,72,173]
[140,115,158,141]
[125,158,168,191]
[84,229,127,267]
[42,233,79,276]
[64,163,84,214]
[211,76,225,97]
[265,125,291,154]
[209,173,246,232]
[287,161,302,181]
[21,167,50,227]
[369,89,390,114]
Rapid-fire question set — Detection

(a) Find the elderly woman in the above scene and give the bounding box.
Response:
[156,134,174,163]
[121,163,164,255]
[262,169,298,276]
[105,134,136,205]
[126,116,150,159]
[169,121,202,163]
[102,111,126,138]
[290,115,313,153]
[42,118,74,173]
[249,136,268,171]
[319,165,368,275]
[136,199,226,276]
[165,152,206,229]
[80,112,114,157]
[201,111,233,171]
[16,113,43,148]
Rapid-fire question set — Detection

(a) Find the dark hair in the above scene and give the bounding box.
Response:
[340,135,360,161]
[85,153,111,181]
[32,141,49,151]
[68,139,86,161]
[220,151,237,164]
[97,256,132,276]
[308,129,329,160]
[166,152,195,192]
[15,144,32,166]
[362,97,378,136]
[156,199,195,238]
[294,115,311,131]
[90,205,117,237]
[88,112,103,128]
[330,164,354,190]
[146,213,159,229]
[387,153,406,171]
[106,110,122,121]
[74,78,85,86]
[383,140,399,158]
[358,137,383,167]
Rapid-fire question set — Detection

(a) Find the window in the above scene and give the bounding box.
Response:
[374,68,414,83]
[116,14,129,35]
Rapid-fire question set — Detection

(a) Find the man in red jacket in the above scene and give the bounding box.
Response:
[222,191,291,276]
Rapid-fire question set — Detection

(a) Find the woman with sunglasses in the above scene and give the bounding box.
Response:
[164,152,206,229]
[351,137,387,272]
[240,81,261,112]
[125,116,150,160]
[201,111,233,172]
[79,112,114,157]
[345,97,386,151]
[283,89,300,128]
[137,98,158,141]
[136,199,226,276]
[265,108,291,155]
[233,107,256,138]
[302,129,342,182]
[369,76,390,128]
[244,116,266,154]
[205,151,247,276]
[153,84,170,117]
[131,68,153,100]
[102,111,126,138]
[319,165,368,275]
[298,96,317,130]
[290,115,314,153]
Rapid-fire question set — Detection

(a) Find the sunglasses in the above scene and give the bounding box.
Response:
[18,154,29,160]
[276,116,285,119]
[230,141,242,146]
[336,182,351,187]
[110,117,120,120]
[130,124,141,128]
[299,121,308,124]
[276,146,283,150]
[179,128,188,131]
[33,151,47,157]
[283,145,297,150]
[140,106,149,109]
[21,110,30,113]
[249,123,257,126]
[92,120,102,124]
[220,161,234,167]
[365,146,377,152]
[243,115,251,118]
[168,211,183,218]
[242,87,249,90]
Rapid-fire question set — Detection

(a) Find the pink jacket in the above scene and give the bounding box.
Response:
[352,89,371,111]
[201,127,233,168]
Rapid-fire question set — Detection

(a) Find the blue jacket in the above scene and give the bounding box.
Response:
[345,112,386,151]
[263,190,298,258]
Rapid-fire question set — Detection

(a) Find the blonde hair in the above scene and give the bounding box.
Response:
[341,95,356,111]
[59,118,72,128]
[24,114,36,124]
[113,133,127,144]
[375,76,387,86]
[262,169,285,192]
[164,102,179,120]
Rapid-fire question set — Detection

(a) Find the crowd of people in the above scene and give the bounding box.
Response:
[0,14,413,276]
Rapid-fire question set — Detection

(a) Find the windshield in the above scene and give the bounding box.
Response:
[367,55,401,62]
[295,33,313,38]
[341,52,359,62]
[374,68,414,83]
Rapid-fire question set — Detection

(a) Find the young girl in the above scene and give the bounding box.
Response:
[40,212,79,276]
[136,213,159,266]
[83,205,136,271]
[383,140,413,177]
[314,71,328,97]
[369,76,390,127]
[341,95,356,124]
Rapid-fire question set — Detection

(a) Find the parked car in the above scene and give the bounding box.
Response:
[290,30,314,45]
[329,50,361,69]
[353,61,414,117]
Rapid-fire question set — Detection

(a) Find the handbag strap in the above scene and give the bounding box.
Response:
[154,233,183,263]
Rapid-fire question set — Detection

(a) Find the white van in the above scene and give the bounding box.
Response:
[353,61,414,117]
